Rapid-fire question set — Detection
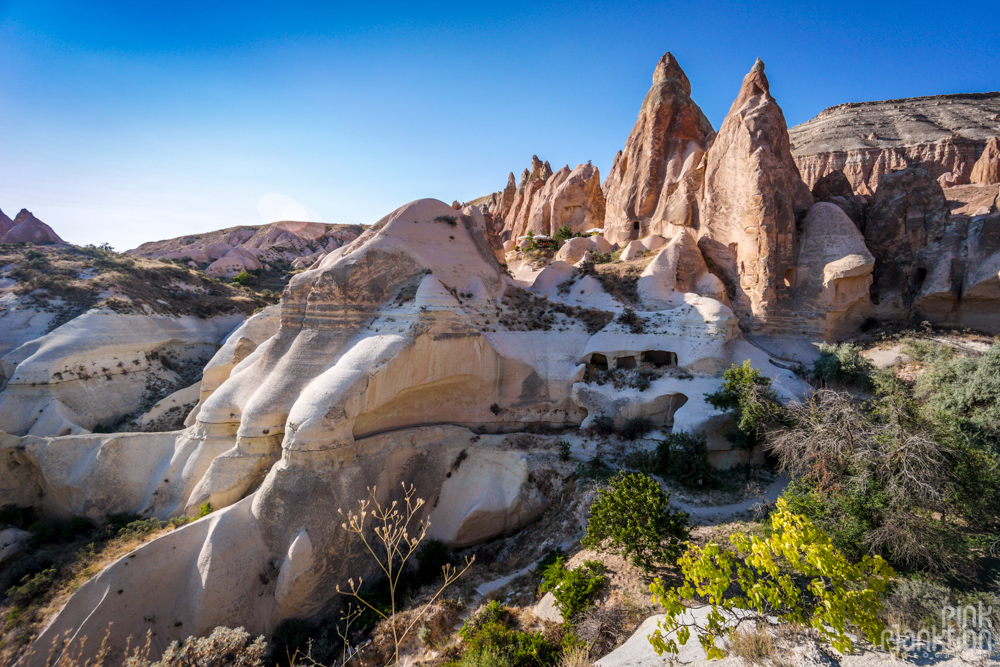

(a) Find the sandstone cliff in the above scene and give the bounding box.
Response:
[789,92,1000,194]
[602,53,715,245]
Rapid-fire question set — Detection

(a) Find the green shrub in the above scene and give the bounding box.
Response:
[539,557,606,620]
[917,342,1000,431]
[813,343,874,386]
[553,224,574,247]
[589,414,616,437]
[6,568,58,605]
[558,440,571,462]
[705,361,785,453]
[619,416,653,441]
[577,455,613,481]
[655,431,711,487]
[582,471,689,572]
[231,271,259,287]
[453,601,558,667]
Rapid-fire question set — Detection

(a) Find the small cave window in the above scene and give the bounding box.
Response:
[914,267,928,288]
[632,220,640,231]
[589,353,609,371]
[783,268,796,288]
[617,355,637,369]
[642,350,677,367]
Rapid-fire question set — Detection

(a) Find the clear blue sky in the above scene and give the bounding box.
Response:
[1,1,997,250]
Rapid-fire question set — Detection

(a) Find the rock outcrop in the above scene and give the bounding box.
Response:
[602,53,715,245]
[789,93,1000,194]
[862,165,949,313]
[0,208,14,237]
[792,202,874,335]
[698,58,814,328]
[971,136,1000,185]
[1,209,65,244]
[493,159,605,241]
[128,221,363,276]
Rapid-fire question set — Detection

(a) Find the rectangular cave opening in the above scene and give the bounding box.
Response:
[642,350,677,367]
[589,352,609,371]
[616,355,637,369]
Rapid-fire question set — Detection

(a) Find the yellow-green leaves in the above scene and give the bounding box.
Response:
[648,498,894,659]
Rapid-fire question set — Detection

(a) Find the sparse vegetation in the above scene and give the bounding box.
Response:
[705,360,786,457]
[812,342,874,386]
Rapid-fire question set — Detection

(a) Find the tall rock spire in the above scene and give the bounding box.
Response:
[602,52,715,245]
[697,58,813,328]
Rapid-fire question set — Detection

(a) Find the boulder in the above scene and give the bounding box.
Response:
[863,164,949,313]
[619,239,646,261]
[0,527,31,567]
[637,229,726,307]
[698,58,814,328]
[971,137,1000,185]
[602,53,715,245]
[793,203,874,336]
[1,209,64,244]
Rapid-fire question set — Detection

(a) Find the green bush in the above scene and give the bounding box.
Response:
[451,600,558,667]
[619,416,653,441]
[813,343,874,386]
[917,342,1000,431]
[231,271,259,287]
[6,567,58,605]
[553,224,574,247]
[655,431,711,487]
[582,471,689,572]
[539,557,606,620]
[705,361,785,453]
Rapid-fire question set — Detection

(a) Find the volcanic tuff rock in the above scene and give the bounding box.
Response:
[971,136,1000,185]
[0,208,14,237]
[602,52,715,245]
[862,165,949,313]
[810,169,865,224]
[698,58,814,328]
[789,93,1000,194]
[489,158,605,242]
[1,209,65,244]
[128,220,363,277]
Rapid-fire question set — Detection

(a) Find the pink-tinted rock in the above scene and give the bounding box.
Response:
[498,161,605,241]
[0,208,14,237]
[971,137,1000,185]
[602,53,714,245]
[1,209,65,244]
[698,58,814,328]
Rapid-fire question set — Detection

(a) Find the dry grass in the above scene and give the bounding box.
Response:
[726,625,777,665]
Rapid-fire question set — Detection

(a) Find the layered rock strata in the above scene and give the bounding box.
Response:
[790,93,1000,194]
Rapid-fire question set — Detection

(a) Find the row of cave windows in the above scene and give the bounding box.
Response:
[588,349,677,371]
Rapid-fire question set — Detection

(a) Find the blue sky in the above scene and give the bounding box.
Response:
[1,1,997,250]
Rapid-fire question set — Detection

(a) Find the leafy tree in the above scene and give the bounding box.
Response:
[582,471,689,572]
[647,498,894,659]
[705,361,785,454]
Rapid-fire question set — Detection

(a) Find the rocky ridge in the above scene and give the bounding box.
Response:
[789,92,1000,193]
